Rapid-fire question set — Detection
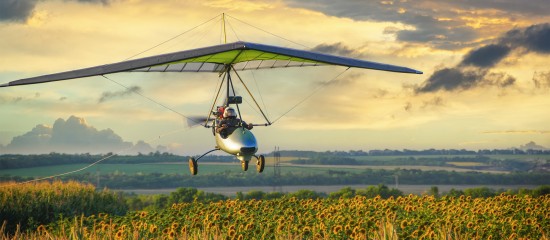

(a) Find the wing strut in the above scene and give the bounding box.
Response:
[231,66,272,126]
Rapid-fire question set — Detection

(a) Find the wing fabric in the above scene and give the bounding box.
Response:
[1,41,422,87]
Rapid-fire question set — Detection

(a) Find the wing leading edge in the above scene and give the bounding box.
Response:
[1,41,422,88]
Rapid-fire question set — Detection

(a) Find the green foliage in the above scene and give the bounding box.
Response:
[356,184,404,199]
[0,181,127,233]
[289,189,326,199]
[464,187,497,198]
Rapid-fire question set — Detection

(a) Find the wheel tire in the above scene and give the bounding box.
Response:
[241,161,249,171]
[189,158,198,175]
[257,155,265,173]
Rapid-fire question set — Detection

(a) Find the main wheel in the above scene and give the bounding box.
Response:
[256,155,265,173]
[241,161,249,171]
[188,158,198,175]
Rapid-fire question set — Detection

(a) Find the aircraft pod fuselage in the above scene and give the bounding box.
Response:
[215,127,258,162]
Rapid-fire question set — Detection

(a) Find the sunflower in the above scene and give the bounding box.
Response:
[228,229,236,237]
[332,225,343,235]
[115,230,124,239]
[400,220,408,229]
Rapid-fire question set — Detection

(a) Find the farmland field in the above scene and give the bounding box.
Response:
[0,162,370,177]
[2,181,548,239]
[0,160,509,178]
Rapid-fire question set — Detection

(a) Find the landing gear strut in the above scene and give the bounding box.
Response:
[188,148,219,175]
[241,161,248,171]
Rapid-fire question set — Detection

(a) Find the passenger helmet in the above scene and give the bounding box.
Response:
[224,107,237,118]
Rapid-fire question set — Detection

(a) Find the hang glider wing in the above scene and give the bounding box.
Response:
[1,41,422,88]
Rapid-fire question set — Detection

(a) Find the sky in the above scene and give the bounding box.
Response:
[0,0,549,155]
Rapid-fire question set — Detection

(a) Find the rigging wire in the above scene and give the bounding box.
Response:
[225,16,241,42]
[123,14,221,61]
[271,67,350,124]
[250,70,270,120]
[101,75,203,126]
[226,14,310,49]
[154,17,221,56]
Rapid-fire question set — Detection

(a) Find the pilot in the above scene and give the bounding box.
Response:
[216,107,253,138]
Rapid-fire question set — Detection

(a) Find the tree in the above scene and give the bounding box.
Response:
[290,190,325,199]
[168,187,198,204]
[428,186,439,197]
[329,187,356,199]
[464,187,496,198]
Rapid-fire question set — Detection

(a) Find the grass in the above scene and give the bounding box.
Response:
[0,162,367,178]
[3,154,544,178]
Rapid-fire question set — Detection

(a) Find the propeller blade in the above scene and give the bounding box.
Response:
[186,116,214,127]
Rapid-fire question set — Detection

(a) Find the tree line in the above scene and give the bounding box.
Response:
[3,169,549,189]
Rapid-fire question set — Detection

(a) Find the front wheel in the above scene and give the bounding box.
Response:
[189,158,198,175]
[256,155,265,173]
[241,161,249,171]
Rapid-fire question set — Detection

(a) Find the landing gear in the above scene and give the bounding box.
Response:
[241,161,249,171]
[188,158,198,175]
[188,148,219,175]
[256,155,265,173]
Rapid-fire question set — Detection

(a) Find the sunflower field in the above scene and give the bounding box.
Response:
[4,187,548,239]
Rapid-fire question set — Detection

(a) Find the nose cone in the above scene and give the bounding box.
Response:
[216,128,258,156]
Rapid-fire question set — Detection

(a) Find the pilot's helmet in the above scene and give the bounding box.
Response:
[224,107,237,118]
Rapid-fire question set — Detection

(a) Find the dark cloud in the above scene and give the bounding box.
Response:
[0,0,37,22]
[311,42,363,57]
[460,44,511,68]
[501,23,550,53]
[286,0,478,49]
[98,86,140,103]
[421,96,444,109]
[416,23,548,93]
[4,115,150,154]
[533,71,550,89]
[419,68,482,92]
[0,0,112,22]
[447,0,550,17]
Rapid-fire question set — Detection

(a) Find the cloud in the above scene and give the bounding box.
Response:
[286,0,479,50]
[0,0,37,22]
[286,0,550,50]
[460,44,511,68]
[448,0,550,17]
[518,141,548,150]
[416,23,548,93]
[98,86,141,103]
[311,42,365,58]
[133,140,154,154]
[533,71,550,89]
[3,115,154,154]
[0,0,112,23]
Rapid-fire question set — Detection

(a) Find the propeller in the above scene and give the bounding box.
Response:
[186,116,215,128]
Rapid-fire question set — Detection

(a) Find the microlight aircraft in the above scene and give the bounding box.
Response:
[1,38,422,176]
